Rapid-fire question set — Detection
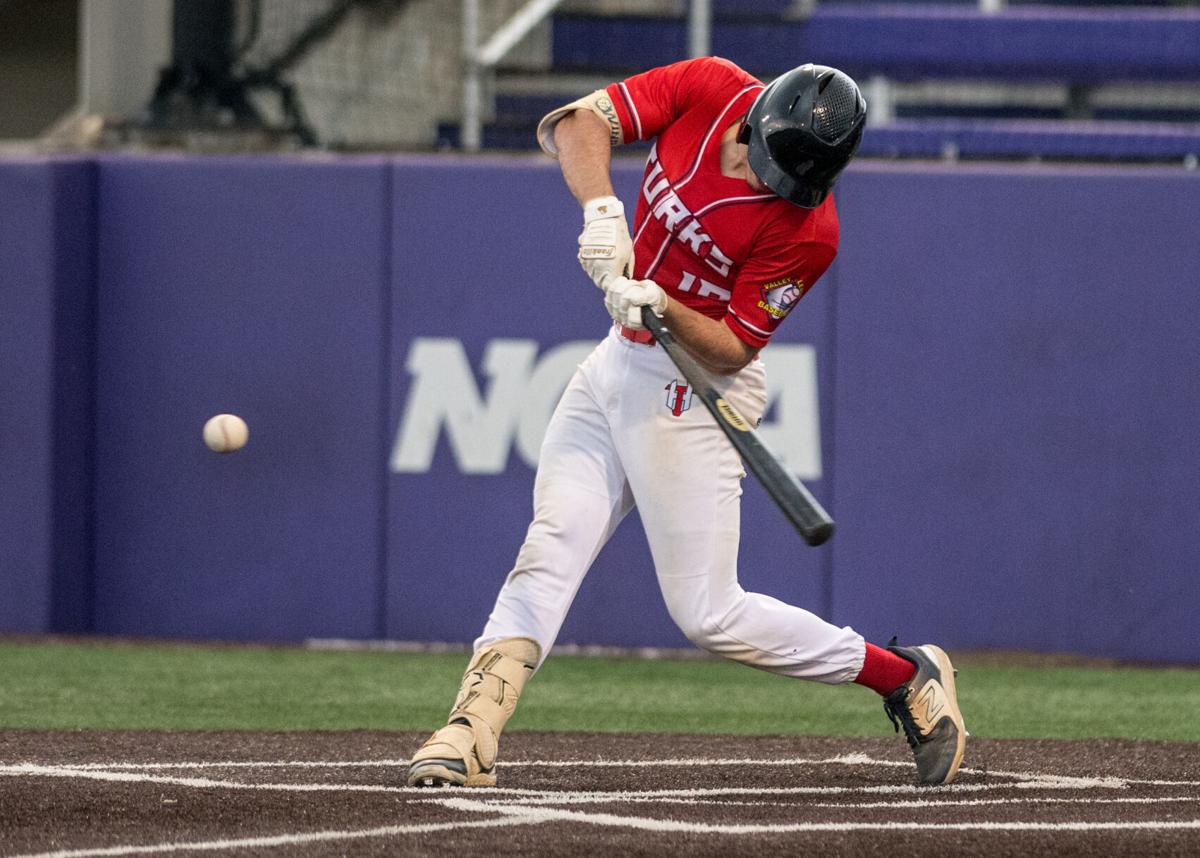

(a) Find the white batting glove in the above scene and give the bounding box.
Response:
[604,276,667,330]
[578,196,633,290]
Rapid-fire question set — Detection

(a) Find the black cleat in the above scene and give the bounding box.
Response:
[883,643,967,785]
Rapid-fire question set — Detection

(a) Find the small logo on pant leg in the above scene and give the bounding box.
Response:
[664,380,692,416]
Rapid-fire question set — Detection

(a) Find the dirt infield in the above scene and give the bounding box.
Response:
[2,730,1199,857]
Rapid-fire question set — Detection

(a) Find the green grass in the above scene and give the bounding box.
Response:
[1,638,1198,742]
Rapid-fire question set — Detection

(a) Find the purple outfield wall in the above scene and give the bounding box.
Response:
[1,153,1197,662]
[831,163,1200,663]
[0,158,94,633]
[89,156,392,640]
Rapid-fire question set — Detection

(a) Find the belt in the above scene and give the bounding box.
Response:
[616,321,761,362]
[616,323,656,346]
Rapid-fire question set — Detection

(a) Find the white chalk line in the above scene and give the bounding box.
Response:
[0,763,955,799]
[811,795,1200,810]
[415,783,1102,803]
[29,753,1200,789]
[410,780,1200,805]
[435,797,1200,835]
[4,753,1198,857]
[479,795,1200,809]
[484,796,1200,811]
[10,806,1200,858]
[1,762,1167,800]
[0,765,406,794]
[19,754,895,772]
[1,763,976,799]
[44,759,409,771]
[4,755,1198,801]
[6,815,551,858]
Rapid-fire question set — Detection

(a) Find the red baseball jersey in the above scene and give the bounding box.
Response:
[605,57,840,349]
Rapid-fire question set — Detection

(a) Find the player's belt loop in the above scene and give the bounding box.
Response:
[616,322,656,346]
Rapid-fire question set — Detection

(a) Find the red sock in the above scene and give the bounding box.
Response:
[854,642,916,696]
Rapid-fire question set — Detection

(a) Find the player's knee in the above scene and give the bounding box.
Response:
[660,587,703,642]
[664,602,728,652]
[671,614,712,648]
[663,589,748,653]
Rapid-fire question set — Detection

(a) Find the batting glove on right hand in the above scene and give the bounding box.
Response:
[604,276,667,330]
[578,196,634,290]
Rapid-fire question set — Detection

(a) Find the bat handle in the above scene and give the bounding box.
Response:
[641,306,670,341]
[640,305,835,548]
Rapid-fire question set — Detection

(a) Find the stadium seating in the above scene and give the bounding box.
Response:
[450,2,1200,163]
[550,7,1200,82]
[859,117,1200,160]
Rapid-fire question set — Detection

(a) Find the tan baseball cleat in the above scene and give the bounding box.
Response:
[882,643,967,786]
[407,637,540,788]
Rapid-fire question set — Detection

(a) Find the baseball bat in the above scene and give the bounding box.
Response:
[640,305,834,546]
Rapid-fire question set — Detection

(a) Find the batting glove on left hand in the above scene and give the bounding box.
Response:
[578,196,634,290]
[604,276,667,330]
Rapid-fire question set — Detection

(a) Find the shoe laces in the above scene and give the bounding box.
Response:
[882,635,923,749]
[883,694,922,750]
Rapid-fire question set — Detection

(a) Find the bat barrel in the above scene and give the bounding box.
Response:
[751,447,835,545]
[801,520,834,546]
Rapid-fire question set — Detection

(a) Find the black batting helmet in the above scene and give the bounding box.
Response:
[738,64,866,209]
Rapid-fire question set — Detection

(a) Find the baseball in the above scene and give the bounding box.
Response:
[203,413,249,453]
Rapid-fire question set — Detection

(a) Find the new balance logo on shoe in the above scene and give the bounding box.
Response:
[911,680,947,730]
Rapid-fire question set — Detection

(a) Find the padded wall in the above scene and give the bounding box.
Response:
[2,153,1197,662]
[831,163,1200,662]
[89,156,391,640]
[0,158,94,632]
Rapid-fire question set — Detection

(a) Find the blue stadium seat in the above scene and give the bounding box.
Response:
[550,7,1200,82]
[451,4,1200,163]
[859,118,1200,160]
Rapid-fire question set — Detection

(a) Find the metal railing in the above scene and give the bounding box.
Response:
[458,0,1020,152]
[460,0,715,152]
[462,0,564,152]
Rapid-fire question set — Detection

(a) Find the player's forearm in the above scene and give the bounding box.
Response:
[554,110,616,207]
[660,298,758,375]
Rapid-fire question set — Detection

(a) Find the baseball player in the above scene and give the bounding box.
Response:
[408,57,966,788]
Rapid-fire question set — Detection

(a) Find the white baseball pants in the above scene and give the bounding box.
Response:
[477,326,865,684]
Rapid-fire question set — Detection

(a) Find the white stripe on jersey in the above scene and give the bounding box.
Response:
[639,190,770,279]
[619,81,643,141]
[693,194,773,217]
[677,84,764,190]
[644,232,675,278]
[728,306,772,337]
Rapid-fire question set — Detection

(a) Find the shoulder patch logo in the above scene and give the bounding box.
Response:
[757,279,806,320]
